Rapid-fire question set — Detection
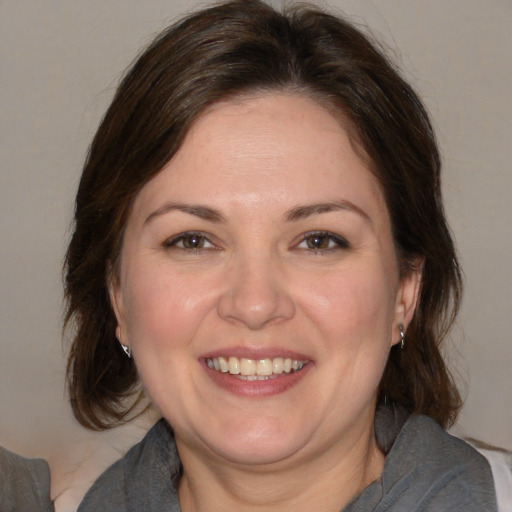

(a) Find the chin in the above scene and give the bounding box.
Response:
[186,416,311,467]
[211,436,306,467]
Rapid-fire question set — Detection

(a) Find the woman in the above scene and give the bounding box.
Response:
[64,1,497,510]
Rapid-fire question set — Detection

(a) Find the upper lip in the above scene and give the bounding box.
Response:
[201,346,311,361]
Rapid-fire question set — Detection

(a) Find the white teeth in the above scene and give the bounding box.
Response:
[273,357,284,374]
[240,358,256,376]
[228,356,240,374]
[240,375,271,381]
[218,356,229,373]
[206,356,306,377]
[256,359,273,376]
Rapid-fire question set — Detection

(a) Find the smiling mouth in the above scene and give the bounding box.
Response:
[206,356,307,380]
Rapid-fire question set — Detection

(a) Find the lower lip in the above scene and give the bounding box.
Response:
[202,361,312,398]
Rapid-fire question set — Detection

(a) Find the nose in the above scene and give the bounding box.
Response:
[217,254,295,330]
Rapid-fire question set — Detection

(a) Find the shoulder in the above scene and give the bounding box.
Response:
[461,439,512,512]
[381,414,497,511]
[78,420,180,512]
[0,445,54,512]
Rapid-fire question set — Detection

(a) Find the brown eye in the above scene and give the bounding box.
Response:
[164,232,215,250]
[298,231,349,252]
[181,234,205,249]
[306,234,330,250]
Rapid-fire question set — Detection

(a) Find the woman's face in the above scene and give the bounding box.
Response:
[110,93,420,468]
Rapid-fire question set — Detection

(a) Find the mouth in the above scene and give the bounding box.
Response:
[205,356,308,380]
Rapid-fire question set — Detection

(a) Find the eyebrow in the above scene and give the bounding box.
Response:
[144,199,370,225]
[144,203,226,224]
[285,201,371,223]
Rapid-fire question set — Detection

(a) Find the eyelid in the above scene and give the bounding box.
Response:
[295,230,349,251]
[163,231,217,250]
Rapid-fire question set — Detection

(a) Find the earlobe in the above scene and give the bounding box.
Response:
[107,262,128,352]
[393,257,423,341]
[107,260,124,321]
[115,323,132,359]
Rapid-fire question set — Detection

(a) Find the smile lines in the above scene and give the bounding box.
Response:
[206,356,307,380]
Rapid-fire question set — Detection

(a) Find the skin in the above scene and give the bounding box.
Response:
[110,93,421,512]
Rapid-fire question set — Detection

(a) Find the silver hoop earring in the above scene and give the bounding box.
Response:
[121,344,132,359]
[398,324,405,351]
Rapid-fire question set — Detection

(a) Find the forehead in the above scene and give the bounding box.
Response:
[130,93,387,222]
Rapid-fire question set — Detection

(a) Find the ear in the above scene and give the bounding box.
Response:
[391,257,423,346]
[107,260,128,348]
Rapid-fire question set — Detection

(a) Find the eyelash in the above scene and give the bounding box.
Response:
[163,230,349,254]
[163,231,215,252]
[296,231,349,254]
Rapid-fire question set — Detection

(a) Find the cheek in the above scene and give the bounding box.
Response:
[308,268,396,403]
[303,265,395,342]
[122,266,215,350]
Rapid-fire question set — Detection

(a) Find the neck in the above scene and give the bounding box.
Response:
[176,426,384,512]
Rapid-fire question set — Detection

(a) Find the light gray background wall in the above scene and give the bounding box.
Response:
[1,0,511,508]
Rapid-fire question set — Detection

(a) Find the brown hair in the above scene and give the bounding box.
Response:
[65,0,462,430]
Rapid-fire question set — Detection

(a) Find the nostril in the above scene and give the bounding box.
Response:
[216,273,295,329]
